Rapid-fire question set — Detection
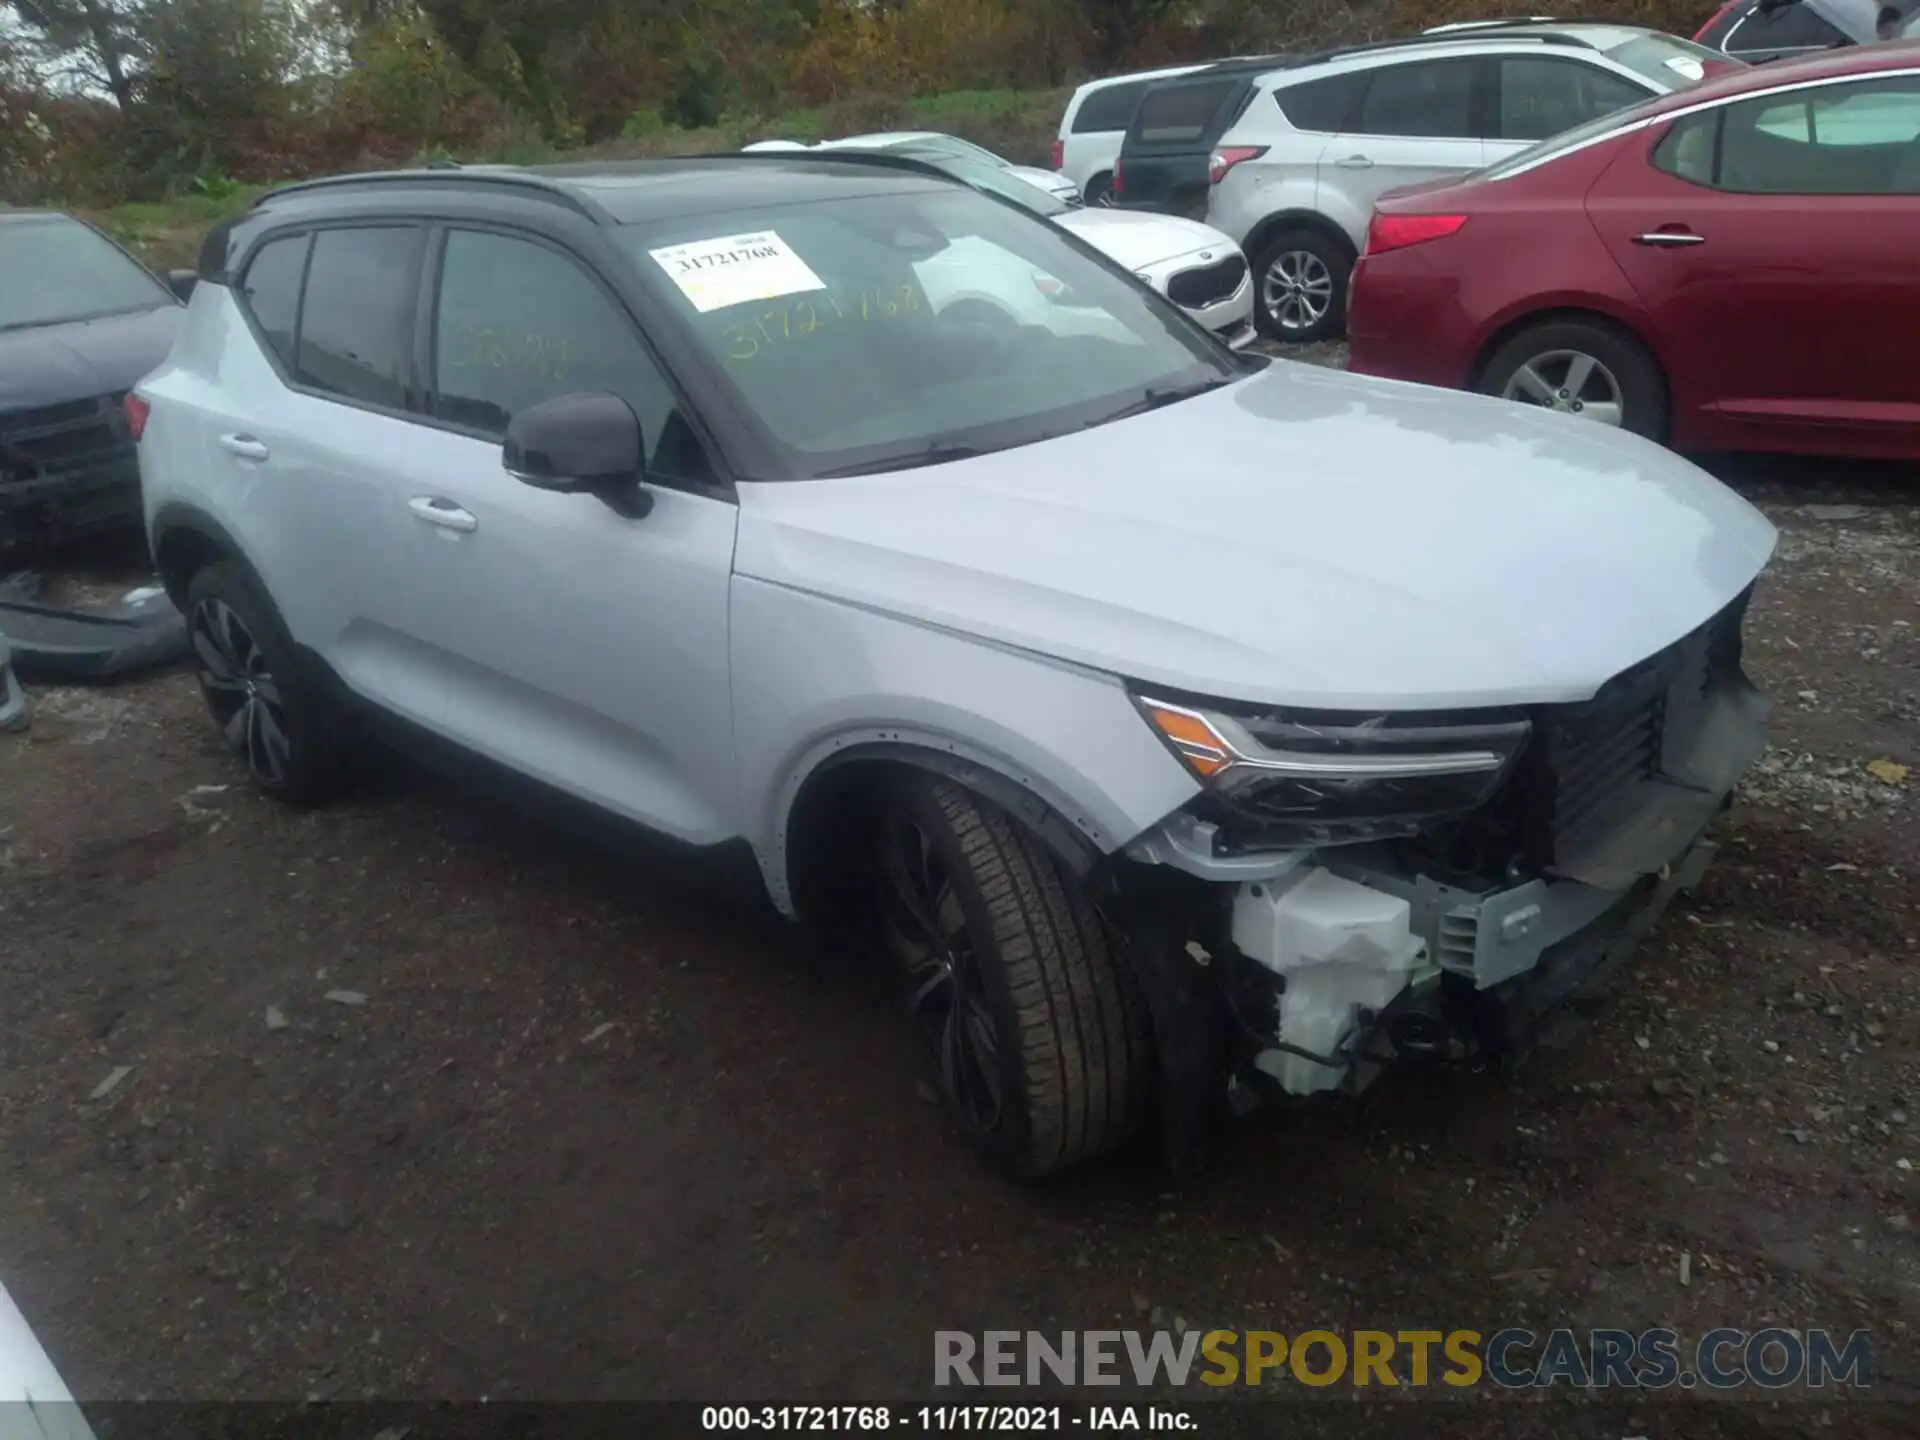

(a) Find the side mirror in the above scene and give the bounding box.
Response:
[168,269,198,302]
[502,392,653,518]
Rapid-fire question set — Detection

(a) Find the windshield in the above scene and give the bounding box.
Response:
[0,217,171,331]
[621,183,1233,478]
[893,148,1069,217]
[1603,33,1729,89]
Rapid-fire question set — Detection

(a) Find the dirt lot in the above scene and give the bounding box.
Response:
[3,349,1919,1434]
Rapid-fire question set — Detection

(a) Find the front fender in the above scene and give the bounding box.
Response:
[731,575,1199,915]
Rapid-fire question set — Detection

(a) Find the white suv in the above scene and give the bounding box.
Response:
[1208,23,1725,340]
[133,154,1775,1177]
[1055,63,1211,204]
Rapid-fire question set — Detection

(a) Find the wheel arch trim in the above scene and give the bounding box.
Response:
[767,730,1113,917]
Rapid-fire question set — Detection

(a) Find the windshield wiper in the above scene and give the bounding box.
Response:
[815,440,993,478]
[1087,375,1236,428]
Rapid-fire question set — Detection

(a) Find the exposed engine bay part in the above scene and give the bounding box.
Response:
[1230,867,1432,1095]
[0,575,189,682]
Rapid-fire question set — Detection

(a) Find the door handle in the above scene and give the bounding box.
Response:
[408,496,478,533]
[1633,230,1705,247]
[218,433,269,462]
[1334,154,1374,169]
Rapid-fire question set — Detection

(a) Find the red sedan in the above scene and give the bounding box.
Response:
[1346,42,1920,459]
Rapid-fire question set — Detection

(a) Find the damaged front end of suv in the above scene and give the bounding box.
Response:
[1119,586,1771,1150]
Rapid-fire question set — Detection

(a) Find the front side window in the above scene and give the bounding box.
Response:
[1655,78,1920,193]
[0,217,172,332]
[295,226,423,409]
[1130,79,1236,144]
[431,229,711,483]
[622,183,1233,478]
[1355,59,1484,140]
[1498,57,1650,142]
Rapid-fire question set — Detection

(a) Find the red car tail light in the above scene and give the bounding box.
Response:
[1112,160,1124,198]
[123,392,151,441]
[1050,139,1064,170]
[1364,213,1469,256]
[1208,145,1268,185]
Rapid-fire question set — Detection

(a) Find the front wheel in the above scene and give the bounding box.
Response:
[1477,318,1669,442]
[875,777,1153,1176]
[1252,228,1351,343]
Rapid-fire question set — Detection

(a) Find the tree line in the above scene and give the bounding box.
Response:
[1,0,1709,204]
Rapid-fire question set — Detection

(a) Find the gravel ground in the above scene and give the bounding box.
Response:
[2,348,1918,1435]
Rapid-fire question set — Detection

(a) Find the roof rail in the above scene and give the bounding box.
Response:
[1423,16,1652,32]
[252,167,601,221]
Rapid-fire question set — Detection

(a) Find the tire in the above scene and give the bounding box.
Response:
[184,560,347,804]
[875,777,1153,1176]
[1084,173,1115,207]
[1251,227,1351,343]
[1477,318,1669,443]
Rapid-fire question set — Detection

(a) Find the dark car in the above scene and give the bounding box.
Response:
[1,210,190,552]
[1695,0,1918,61]
[1112,56,1298,219]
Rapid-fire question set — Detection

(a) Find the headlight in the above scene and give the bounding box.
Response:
[1135,693,1531,847]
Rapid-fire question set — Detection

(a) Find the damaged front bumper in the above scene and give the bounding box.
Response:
[1121,602,1771,1114]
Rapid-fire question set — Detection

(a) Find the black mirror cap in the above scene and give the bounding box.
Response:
[503,392,645,493]
[168,268,197,302]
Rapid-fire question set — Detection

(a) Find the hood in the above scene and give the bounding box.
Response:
[734,363,1778,711]
[1055,208,1237,269]
[0,304,181,413]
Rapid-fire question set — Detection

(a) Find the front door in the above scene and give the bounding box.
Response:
[384,226,741,846]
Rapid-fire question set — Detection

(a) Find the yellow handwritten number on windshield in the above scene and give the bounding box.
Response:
[721,285,918,365]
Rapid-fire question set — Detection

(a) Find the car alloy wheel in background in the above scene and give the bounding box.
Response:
[1262,249,1334,335]
[191,595,294,790]
[1499,349,1626,427]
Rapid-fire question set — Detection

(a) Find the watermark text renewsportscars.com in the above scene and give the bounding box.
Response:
[934,1327,1874,1392]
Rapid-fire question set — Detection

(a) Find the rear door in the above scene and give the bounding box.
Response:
[1486,54,1659,165]
[1119,75,1251,218]
[1325,58,1492,218]
[1586,75,1920,447]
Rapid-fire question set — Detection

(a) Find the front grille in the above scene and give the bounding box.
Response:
[1,393,133,487]
[1421,590,1751,880]
[1166,254,1248,309]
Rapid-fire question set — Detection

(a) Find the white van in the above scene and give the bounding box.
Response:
[1054,63,1209,203]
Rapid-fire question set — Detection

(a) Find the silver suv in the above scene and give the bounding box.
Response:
[134,153,1775,1177]
[1209,23,1726,340]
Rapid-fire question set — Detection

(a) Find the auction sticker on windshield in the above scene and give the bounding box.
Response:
[650,231,827,313]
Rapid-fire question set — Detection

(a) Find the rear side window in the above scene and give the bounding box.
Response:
[239,233,308,372]
[1714,1,1847,52]
[296,226,423,410]
[1654,79,1920,193]
[1275,72,1364,133]
[1130,78,1236,144]
[1355,59,1485,139]
[431,229,712,483]
[1074,80,1149,133]
[1498,57,1649,142]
